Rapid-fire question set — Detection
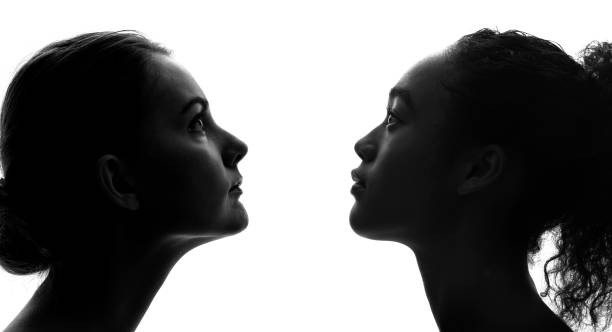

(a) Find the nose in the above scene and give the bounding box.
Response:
[354,128,378,163]
[221,130,248,168]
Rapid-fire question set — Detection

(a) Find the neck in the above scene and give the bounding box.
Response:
[409,232,570,332]
[8,228,210,332]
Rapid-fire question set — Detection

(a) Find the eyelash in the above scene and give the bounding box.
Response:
[188,113,206,133]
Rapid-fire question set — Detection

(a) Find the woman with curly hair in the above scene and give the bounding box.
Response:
[350,28,612,331]
[1,31,248,331]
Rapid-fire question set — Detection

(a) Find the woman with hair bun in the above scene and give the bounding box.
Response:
[1,31,248,331]
[350,28,612,331]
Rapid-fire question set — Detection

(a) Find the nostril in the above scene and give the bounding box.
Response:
[355,143,377,162]
[224,149,245,168]
[233,151,245,165]
[223,136,248,168]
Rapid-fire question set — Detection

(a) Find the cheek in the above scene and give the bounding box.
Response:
[173,150,227,213]
[136,140,228,232]
[370,145,432,220]
[352,135,456,238]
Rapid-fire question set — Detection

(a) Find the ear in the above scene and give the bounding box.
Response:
[457,145,506,195]
[96,154,139,211]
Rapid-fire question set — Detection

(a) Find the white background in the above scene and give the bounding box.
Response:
[0,1,610,331]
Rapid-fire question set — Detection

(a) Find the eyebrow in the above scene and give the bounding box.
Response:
[389,87,414,107]
[181,96,209,114]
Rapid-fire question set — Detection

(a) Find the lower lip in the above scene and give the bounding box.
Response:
[350,183,365,196]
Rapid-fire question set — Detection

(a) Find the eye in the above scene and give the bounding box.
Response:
[385,111,399,127]
[188,113,206,133]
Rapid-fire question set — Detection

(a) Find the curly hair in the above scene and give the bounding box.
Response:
[542,41,612,331]
[0,31,170,275]
[443,29,612,330]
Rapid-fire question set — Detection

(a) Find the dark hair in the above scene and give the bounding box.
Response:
[443,29,612,329]
[0,31,170,275]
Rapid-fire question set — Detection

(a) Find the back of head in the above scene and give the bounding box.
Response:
[0,31,169,275]
[444,29,612,329]
[444,29,597,236]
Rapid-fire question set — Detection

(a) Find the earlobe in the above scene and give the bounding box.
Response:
[457,145,505,195]
[96,154,139,211]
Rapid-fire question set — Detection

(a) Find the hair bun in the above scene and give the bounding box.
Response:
[0,178,51,275]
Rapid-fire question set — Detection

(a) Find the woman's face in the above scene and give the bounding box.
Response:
[131,54,248,239]
[350,55,467,245]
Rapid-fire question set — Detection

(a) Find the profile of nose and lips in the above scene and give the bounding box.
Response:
[351,133,377,198]
[224,132,247,198]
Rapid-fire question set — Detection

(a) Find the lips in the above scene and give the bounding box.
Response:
[229,178,243,194]
[351,169,366,197]
[351,169,366,188]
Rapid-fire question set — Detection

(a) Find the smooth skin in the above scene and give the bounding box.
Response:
[351,55,572,332]
[5,54,248,332]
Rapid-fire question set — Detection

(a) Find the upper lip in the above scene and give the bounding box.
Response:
[351,169,366,187]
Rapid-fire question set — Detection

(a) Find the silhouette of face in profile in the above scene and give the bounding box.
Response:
[351,55,467,245]
[127,54,248,238]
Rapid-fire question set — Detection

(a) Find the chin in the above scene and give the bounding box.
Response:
[351,223,390,241]
[350,205,408,242]
[350,206,383,240]
[222,216,249,235]
[212,205,249,236]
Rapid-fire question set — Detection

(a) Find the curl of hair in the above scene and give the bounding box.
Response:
[445,29,612,329]
[0,31,170,275]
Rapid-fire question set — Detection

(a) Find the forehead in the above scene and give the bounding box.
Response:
[392,55,455,127]
[145,54,206,112]
[395,55,447,94]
